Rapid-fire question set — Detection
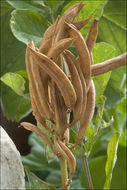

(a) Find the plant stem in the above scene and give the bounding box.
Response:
[60,156,69,190]
[82,155,93,190]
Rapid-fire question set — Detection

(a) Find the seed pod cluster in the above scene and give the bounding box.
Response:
[20,2,127,188]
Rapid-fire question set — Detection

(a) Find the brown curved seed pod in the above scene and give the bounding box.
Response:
[26,43,47,120]
[40,15,60,47]
[67,23,91,90]
[63,51,83,126]
[47,38,73,61]
[58,139,76,185]
[31,57,54,120]
[70,80,95,149]
[53,3,85,43]
[28,42,77,109]
[64,50,87,123]
[21,122,58,156]
[86,19,99,52]
[73,15,93,30]
[30,92,54,134]
[53,84,67,137]
[91,52,127,76]
[54,134,76,185]
[39,38,52,55]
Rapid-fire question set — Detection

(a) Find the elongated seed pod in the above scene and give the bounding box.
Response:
[31,57,54,120]
[47,38,73,62]
[70,81,95,149]
[53,84,67,137]
[64,50,87,122]
[53,3,85,43]
[63,51,83,125]
[30,93,54,133]
[54,134,76,185]
[40,15,59,47]
[67,23,91,90]
[86,19,99,52]
[58,139,76,184]
[39,38,52,55]
[21,122,58,156]
[91,52,127,76]
[28,42,77,109]
[73,15,93,30]
[26,43,47,120]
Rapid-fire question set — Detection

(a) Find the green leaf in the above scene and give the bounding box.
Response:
[7,0,52,22]
[37,121,55,162]
[1,72,29,97]
[1,82,31,121]
[25,168,56,190]
[80,156,107,189]
[22,133,60,171]
[45,0,64,12]
[104,132,120,190]
[10,9,49,47]
[0,6,30,120]
[1,9,26,76]
[62,0,108,36]
[92,42,116,103]
[16,70,29,94]
[98,1,126,106]
[0,0,13,16]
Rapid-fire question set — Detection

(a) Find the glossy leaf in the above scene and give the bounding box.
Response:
[7,0,52,22]
[10,9,49,47]
[1,72,29,97]
[25,168,56,190]
[104,133,120,190]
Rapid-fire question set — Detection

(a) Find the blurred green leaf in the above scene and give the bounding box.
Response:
[37,121,55,162]
[22,133,60,171]
[1,82,31,121]
[81,144,126,189]
[80,156,107,189]
[0,0,13,16]
[1,72,29,97]
[25,168,56,190]
[45,0,64,12]
[10,9,49,47]
[104,133,120,190]
[98,1,126,106]
[0,4,31,120]
[7,0,52,22]
[92,42,115,103]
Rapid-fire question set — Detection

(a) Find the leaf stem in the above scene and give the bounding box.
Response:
[60,156,69,190]
[82,155,93,190]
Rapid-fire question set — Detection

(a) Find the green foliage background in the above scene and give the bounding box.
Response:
[0,0,126,189]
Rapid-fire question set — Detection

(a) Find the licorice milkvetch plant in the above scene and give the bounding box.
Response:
[18,3,127,189]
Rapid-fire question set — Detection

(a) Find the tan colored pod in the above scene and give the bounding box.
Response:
[86,19,99,52]
[70,80,95,149]
[67,23,91,91]
[63,51,83,126]
[21,122,58,156]
[28,42,77,109]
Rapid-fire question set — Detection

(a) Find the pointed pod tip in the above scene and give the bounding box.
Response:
[28,40,36,50]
